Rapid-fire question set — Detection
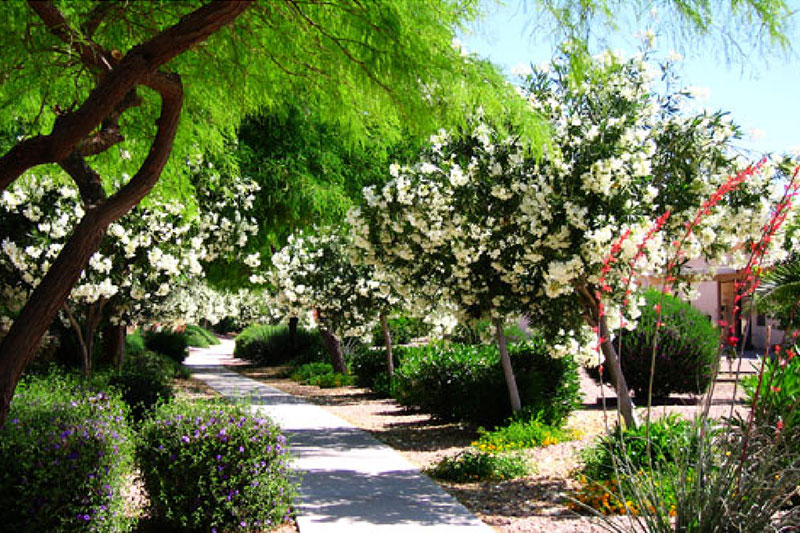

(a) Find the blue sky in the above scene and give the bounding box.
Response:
[458,1,800,157]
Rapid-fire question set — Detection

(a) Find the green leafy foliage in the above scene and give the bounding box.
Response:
[742,346,800,447]
[473,415,572,453]
[348,345,400,396]
[588,289,719,397]
[580,414,697,483]
[124,330,146,357]
[184,324,220,348]
[234,324,326,366]
[393,339,582,426]
[429,450,530,482]
[101,352,176,422]
[0,370,135,532]
[290,362,355,388]
[143,329,189,364]
[137,399,295,531]
[370,315,430,346]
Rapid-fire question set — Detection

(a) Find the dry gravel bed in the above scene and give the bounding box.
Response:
[231,365,754,533]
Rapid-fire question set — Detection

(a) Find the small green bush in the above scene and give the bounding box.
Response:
[588,289,719,397]
[742,346,800,448]
[101,352,175,421]
[138,399,295,531]
[370,315,429,346]
[184,324,220,348]
[348,345,399,396]
[234,324,325,366]
[580,414,697,482]
[429,450,529,482]
[124,330,146,357]
[393,338,582,426]
[0,371,135,532]
[144,329,189,364]
[290,362,354,388]
[474,415,571,453]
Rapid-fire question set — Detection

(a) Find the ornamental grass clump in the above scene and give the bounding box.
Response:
[429,450,530,482]
[0,370,135,532]
[138,399,296,531]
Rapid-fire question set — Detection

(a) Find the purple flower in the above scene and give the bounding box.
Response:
[238,446,245,453]
[181,435,190,444]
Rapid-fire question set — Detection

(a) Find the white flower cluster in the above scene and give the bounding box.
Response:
[271,230,397,336]
[348,51,793,366]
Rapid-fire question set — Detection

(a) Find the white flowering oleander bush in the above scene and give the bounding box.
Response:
[0,170,263,370]
[138,399,295,532]
[271,229,396,337]
[393,339,582,426]
[159,281,274,332]
[0,370,135,532]
[348,48,793,366]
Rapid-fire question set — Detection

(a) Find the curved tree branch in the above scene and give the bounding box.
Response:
[0,0,251,192]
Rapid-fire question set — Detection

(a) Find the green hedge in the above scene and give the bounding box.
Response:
[393,338,582,426]
[234,324,325,366]
[143,329,189,364]
[0,371,135,531]
[184,324,220,348]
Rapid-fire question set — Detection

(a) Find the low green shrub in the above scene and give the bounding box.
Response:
[348,345,399,396]
[587,289,719,397]
[234,324,325,366]
[429,450,529,482]
[580,414,697,483]
[144,328,189,364]
[290,362,354,388]
[370,315,429,346]
[0,370,135,531]
[393,338,581,426]
[101,352,175,421]
[184,324,220,348]
[124,330,146,357]
[138,399,296,531]
[742,346,800,449]
[473,415,572,453]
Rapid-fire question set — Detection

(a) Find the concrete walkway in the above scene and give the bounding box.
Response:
[184,342,494,533]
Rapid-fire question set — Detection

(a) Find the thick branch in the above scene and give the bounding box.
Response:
[0,0,251,192]
[59,151,106,205]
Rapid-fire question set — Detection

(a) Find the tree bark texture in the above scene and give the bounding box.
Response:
[319,328,348,375]
[0,1,251,429]
[288,316,299,356]
[380,312,394,381]
[494,317,522,415]
[599,314,640,428]
[102,323,126,369]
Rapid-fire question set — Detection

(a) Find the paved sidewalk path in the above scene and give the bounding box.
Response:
[184,343,494,533]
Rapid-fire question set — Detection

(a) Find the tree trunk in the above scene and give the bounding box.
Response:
[599,314,639,428]
[288,316,298,356]
[380,312,394,382]
[102,323,126,369]
[0,0,250,430]
[319,327,348,374]
[494,317,522,415]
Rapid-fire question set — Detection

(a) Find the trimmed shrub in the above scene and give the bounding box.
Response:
[102,352,175,422]
[393,338,582,426]
[588,289,719,397]
[0,371,135,532]
[348,345,400,396]
[124,330,146,357]
[138,399,295,531]
[143,329,189,364]
[290,362,355,388]
[429,450,529,482]
[234,324,325,366]
[184,324,220,348]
